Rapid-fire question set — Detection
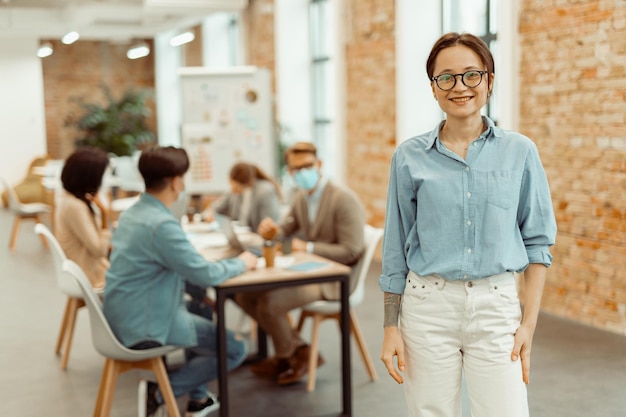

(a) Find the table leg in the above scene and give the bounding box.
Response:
[216,290,229,417]
[340,276,352,416]
[257,325,268,358]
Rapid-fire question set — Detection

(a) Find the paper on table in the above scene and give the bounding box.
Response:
[256,255,296,269]
[184,221,219,233]
[186,232,228,250]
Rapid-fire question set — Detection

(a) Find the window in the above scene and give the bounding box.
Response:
[309,0,337,178]
[227,13,241,66]
[442,0,498,122]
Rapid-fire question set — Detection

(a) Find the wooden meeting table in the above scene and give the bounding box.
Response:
[201,247,353,417]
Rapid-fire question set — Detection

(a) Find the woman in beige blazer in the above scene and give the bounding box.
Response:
[55,147,111,289]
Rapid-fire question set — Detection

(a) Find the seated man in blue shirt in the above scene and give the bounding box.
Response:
[103,146,257,417]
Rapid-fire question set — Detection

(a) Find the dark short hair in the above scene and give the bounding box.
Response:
[61,147,109,211]
[284,141,317,164]
[138,146,189,191]
[426,32,495,80]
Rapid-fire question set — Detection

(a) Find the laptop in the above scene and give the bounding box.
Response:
[214,214,263,256]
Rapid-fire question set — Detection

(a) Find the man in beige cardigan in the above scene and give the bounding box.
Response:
[236,142,365,385]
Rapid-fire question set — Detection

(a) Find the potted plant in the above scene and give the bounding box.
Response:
[66,84,156,156]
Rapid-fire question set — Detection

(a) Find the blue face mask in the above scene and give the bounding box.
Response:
[292,167,319,190]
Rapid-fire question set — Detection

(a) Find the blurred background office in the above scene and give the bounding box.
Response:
[0,0,624,358]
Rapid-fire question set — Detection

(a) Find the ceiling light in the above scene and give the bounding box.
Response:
[126,42,150,59]
[37,43,53,58]
[169,31,195,47]
[61,31,80,45]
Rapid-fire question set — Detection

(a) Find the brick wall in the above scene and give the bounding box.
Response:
[243,0,276,90]
[519,0,626,335]
[344,0,396,227]
[42,40,156,159]
[182,25,204,67]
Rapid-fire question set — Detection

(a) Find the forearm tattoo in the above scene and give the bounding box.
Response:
[383,292,402,327]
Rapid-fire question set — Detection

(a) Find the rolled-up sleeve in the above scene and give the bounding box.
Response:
[517,143,557,267]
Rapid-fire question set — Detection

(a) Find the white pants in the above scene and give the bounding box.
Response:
[400,271,529,417]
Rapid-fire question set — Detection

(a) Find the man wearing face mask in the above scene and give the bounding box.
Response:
[236,141,365,385]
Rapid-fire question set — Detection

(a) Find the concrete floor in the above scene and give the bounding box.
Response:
[1,207,626,417]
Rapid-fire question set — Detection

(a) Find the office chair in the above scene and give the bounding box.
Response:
[63,259,181,417]
[295,224,383,391]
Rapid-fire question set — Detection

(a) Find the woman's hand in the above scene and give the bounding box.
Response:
[85,192,108,229]
[381,326,405,384]
[511,323,535,384]
[201,209,215,223]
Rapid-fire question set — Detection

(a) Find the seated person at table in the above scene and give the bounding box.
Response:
[55,147,111,289]
[203,161,282,232]
[103,146,257,417]
[236,141,365,385]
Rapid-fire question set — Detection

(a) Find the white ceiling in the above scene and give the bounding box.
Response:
[0,0,248,41]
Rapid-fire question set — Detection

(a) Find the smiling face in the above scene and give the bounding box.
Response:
[430,45,493,122]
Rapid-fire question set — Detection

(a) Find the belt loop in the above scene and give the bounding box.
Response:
[432,274,446,290]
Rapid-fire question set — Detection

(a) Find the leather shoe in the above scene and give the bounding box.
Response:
[250,357,290,379]
[277,345,325,385]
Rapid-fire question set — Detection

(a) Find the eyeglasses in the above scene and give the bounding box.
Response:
[289,162,316,173]
[430,70,488,91]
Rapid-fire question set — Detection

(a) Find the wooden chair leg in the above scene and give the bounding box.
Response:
[98,359,120,417]
[295,310,308,333]
[9,216,22,250]
[151,357,181,417]
[306,314,323,392]
[55,298,72,355]
[349,310,378,381]
[93,359,114,417]
[60,298,83,370]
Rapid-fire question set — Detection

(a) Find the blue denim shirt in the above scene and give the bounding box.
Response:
[379,117,557,294]
[103,193,246,347]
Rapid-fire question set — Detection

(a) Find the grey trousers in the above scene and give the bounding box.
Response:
[235,283,323,358]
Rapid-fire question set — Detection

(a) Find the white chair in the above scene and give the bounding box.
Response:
[295,224,384,392]
[63,259,182,417]
[1,177,50,250]
[35,223,100,370]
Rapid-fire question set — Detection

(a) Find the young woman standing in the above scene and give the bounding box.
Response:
[379,33,557,417]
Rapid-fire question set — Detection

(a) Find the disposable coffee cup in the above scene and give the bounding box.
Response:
[281,237,293,255]
[263,241,276,268]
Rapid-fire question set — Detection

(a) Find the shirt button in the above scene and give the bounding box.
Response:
[466,192,472,198]
[473,142,477,146]
[463,274,468,279]
[467,248,472,253]
[465,167,470,171]
[466,220,471,225]
[468,281,474,287]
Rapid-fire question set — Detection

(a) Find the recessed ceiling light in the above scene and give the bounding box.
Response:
[62,31,80,45]
[37,43,53,58]
[169,31,195,47]
[127,43,150,59]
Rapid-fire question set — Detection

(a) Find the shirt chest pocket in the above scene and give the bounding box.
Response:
[486,170,523,209]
